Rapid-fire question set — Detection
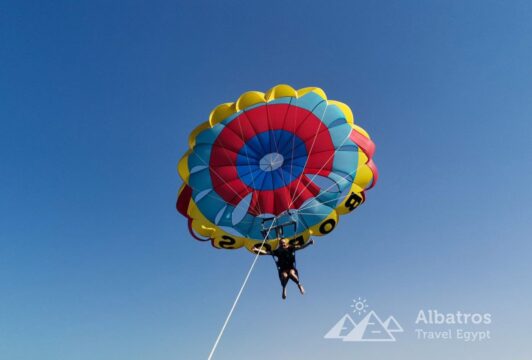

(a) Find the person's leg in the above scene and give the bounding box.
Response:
[288,268,300,283]
[280,271,289,299]
[289,268,305,295]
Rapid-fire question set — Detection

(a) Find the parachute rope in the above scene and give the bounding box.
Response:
[206,221,277,360]
[287,101,328,210]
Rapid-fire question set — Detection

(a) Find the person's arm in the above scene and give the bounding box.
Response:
[253,245,272,255]
[293,238,315,251]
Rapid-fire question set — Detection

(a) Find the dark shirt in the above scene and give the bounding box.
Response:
[272,246,296,269]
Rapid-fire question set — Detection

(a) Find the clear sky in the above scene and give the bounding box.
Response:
[1,1,532,359]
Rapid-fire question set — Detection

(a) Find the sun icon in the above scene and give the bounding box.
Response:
[350,297,369,316]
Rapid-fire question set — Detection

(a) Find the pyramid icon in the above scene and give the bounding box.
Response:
[324,314,357,339]
[383,316,404,333]
[343,311,395,342]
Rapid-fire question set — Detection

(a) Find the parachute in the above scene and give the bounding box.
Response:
[176,84,378,253]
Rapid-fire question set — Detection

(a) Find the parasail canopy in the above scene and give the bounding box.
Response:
[177,84,378,253]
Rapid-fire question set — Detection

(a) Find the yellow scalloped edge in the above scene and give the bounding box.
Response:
[209,103,235,127]
[264,84,297,100]
[235,91,266,111]
[205,85,330,128]
[177,150,191,183]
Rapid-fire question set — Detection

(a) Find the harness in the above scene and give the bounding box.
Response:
[259,210,298,240]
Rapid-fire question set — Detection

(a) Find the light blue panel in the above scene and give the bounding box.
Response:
[315,190,340,209]
[332,151,358,178]
[328,123,357,147]
[266,97,293,106]
[188,144,212,170]
[232,213,255,238]
[297,198,334,228]
[321,103,346,127]
[294,92,326,113]
[234,214,265,239]
[214,204,237,227]
[194,190,231,224]
[194,125,224,146]
[309,99,328,121]
[327,170,355,192]
[189,168,214,192]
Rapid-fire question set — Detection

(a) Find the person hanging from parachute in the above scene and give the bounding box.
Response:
[176,84,378,300]
[255,237,314,299]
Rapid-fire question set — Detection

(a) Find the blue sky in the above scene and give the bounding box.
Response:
[1,0,532,359]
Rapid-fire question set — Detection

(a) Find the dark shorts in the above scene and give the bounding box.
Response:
[278,265,298,279]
